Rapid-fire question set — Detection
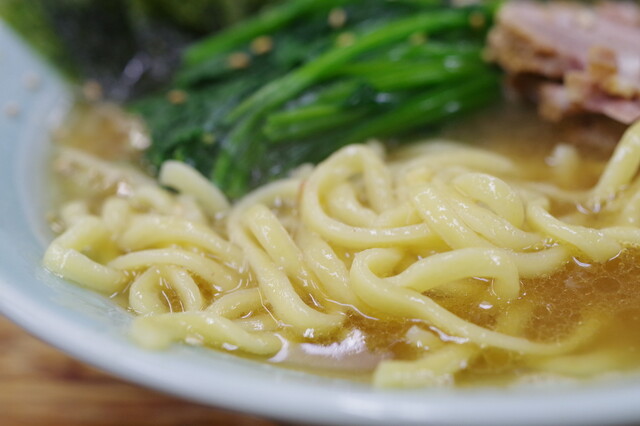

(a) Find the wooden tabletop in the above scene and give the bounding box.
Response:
[0,315,285,426]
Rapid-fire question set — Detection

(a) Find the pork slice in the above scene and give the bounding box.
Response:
[596,2,640,27]
[488,1,640,125]
[584,97,640,124]
[497,2,640,67]
[487,25,579,78]
[538,78,640,124]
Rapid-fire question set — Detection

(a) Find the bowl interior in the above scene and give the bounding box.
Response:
[2,21,640,426]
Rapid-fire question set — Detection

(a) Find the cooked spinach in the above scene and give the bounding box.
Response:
[133,0,502,198]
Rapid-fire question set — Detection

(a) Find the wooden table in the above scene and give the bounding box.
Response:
[0,315,284,425]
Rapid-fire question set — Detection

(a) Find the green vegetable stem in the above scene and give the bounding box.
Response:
[134,0,501,198]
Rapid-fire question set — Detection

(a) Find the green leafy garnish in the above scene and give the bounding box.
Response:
[134,0,501,198]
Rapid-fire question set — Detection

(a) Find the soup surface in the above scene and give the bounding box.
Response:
[47,101,640,387]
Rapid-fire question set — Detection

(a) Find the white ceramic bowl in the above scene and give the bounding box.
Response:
[2,21,640,426]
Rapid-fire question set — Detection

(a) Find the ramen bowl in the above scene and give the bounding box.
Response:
[2,21,640,426]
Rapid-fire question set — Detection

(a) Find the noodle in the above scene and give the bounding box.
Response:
[44,120,640,387]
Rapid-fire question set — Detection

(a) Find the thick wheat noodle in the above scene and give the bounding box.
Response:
[43,121,640,387]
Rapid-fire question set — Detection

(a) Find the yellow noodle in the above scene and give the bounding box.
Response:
[296,228,358,306]
[527,202,621,262]
[232,314,280,332]
[129,267,166,315]
[350,248,595,355]
[119,214,243,266]
[207,288,264,317]
[109,248,239,292]
[101,197,132,236]
[325,183,377,227]
[130,185,175,214]
[301,146,438,248]
[44,217,127,293]
[452,172,525,227]
[387,247,520,300]
[591,121,640,207]
[373,343,477,388]
[404,326,445,349]
[44,121,640,388]
[412,184,491,249]
[129,265,207,315]
[229,224,344,336]
[131,312,281,355]
[60,201,90,227]
[174,194,209,224]
[159,160,230,217]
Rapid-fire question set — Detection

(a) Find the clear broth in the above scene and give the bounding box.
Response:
[51,101,640,386]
